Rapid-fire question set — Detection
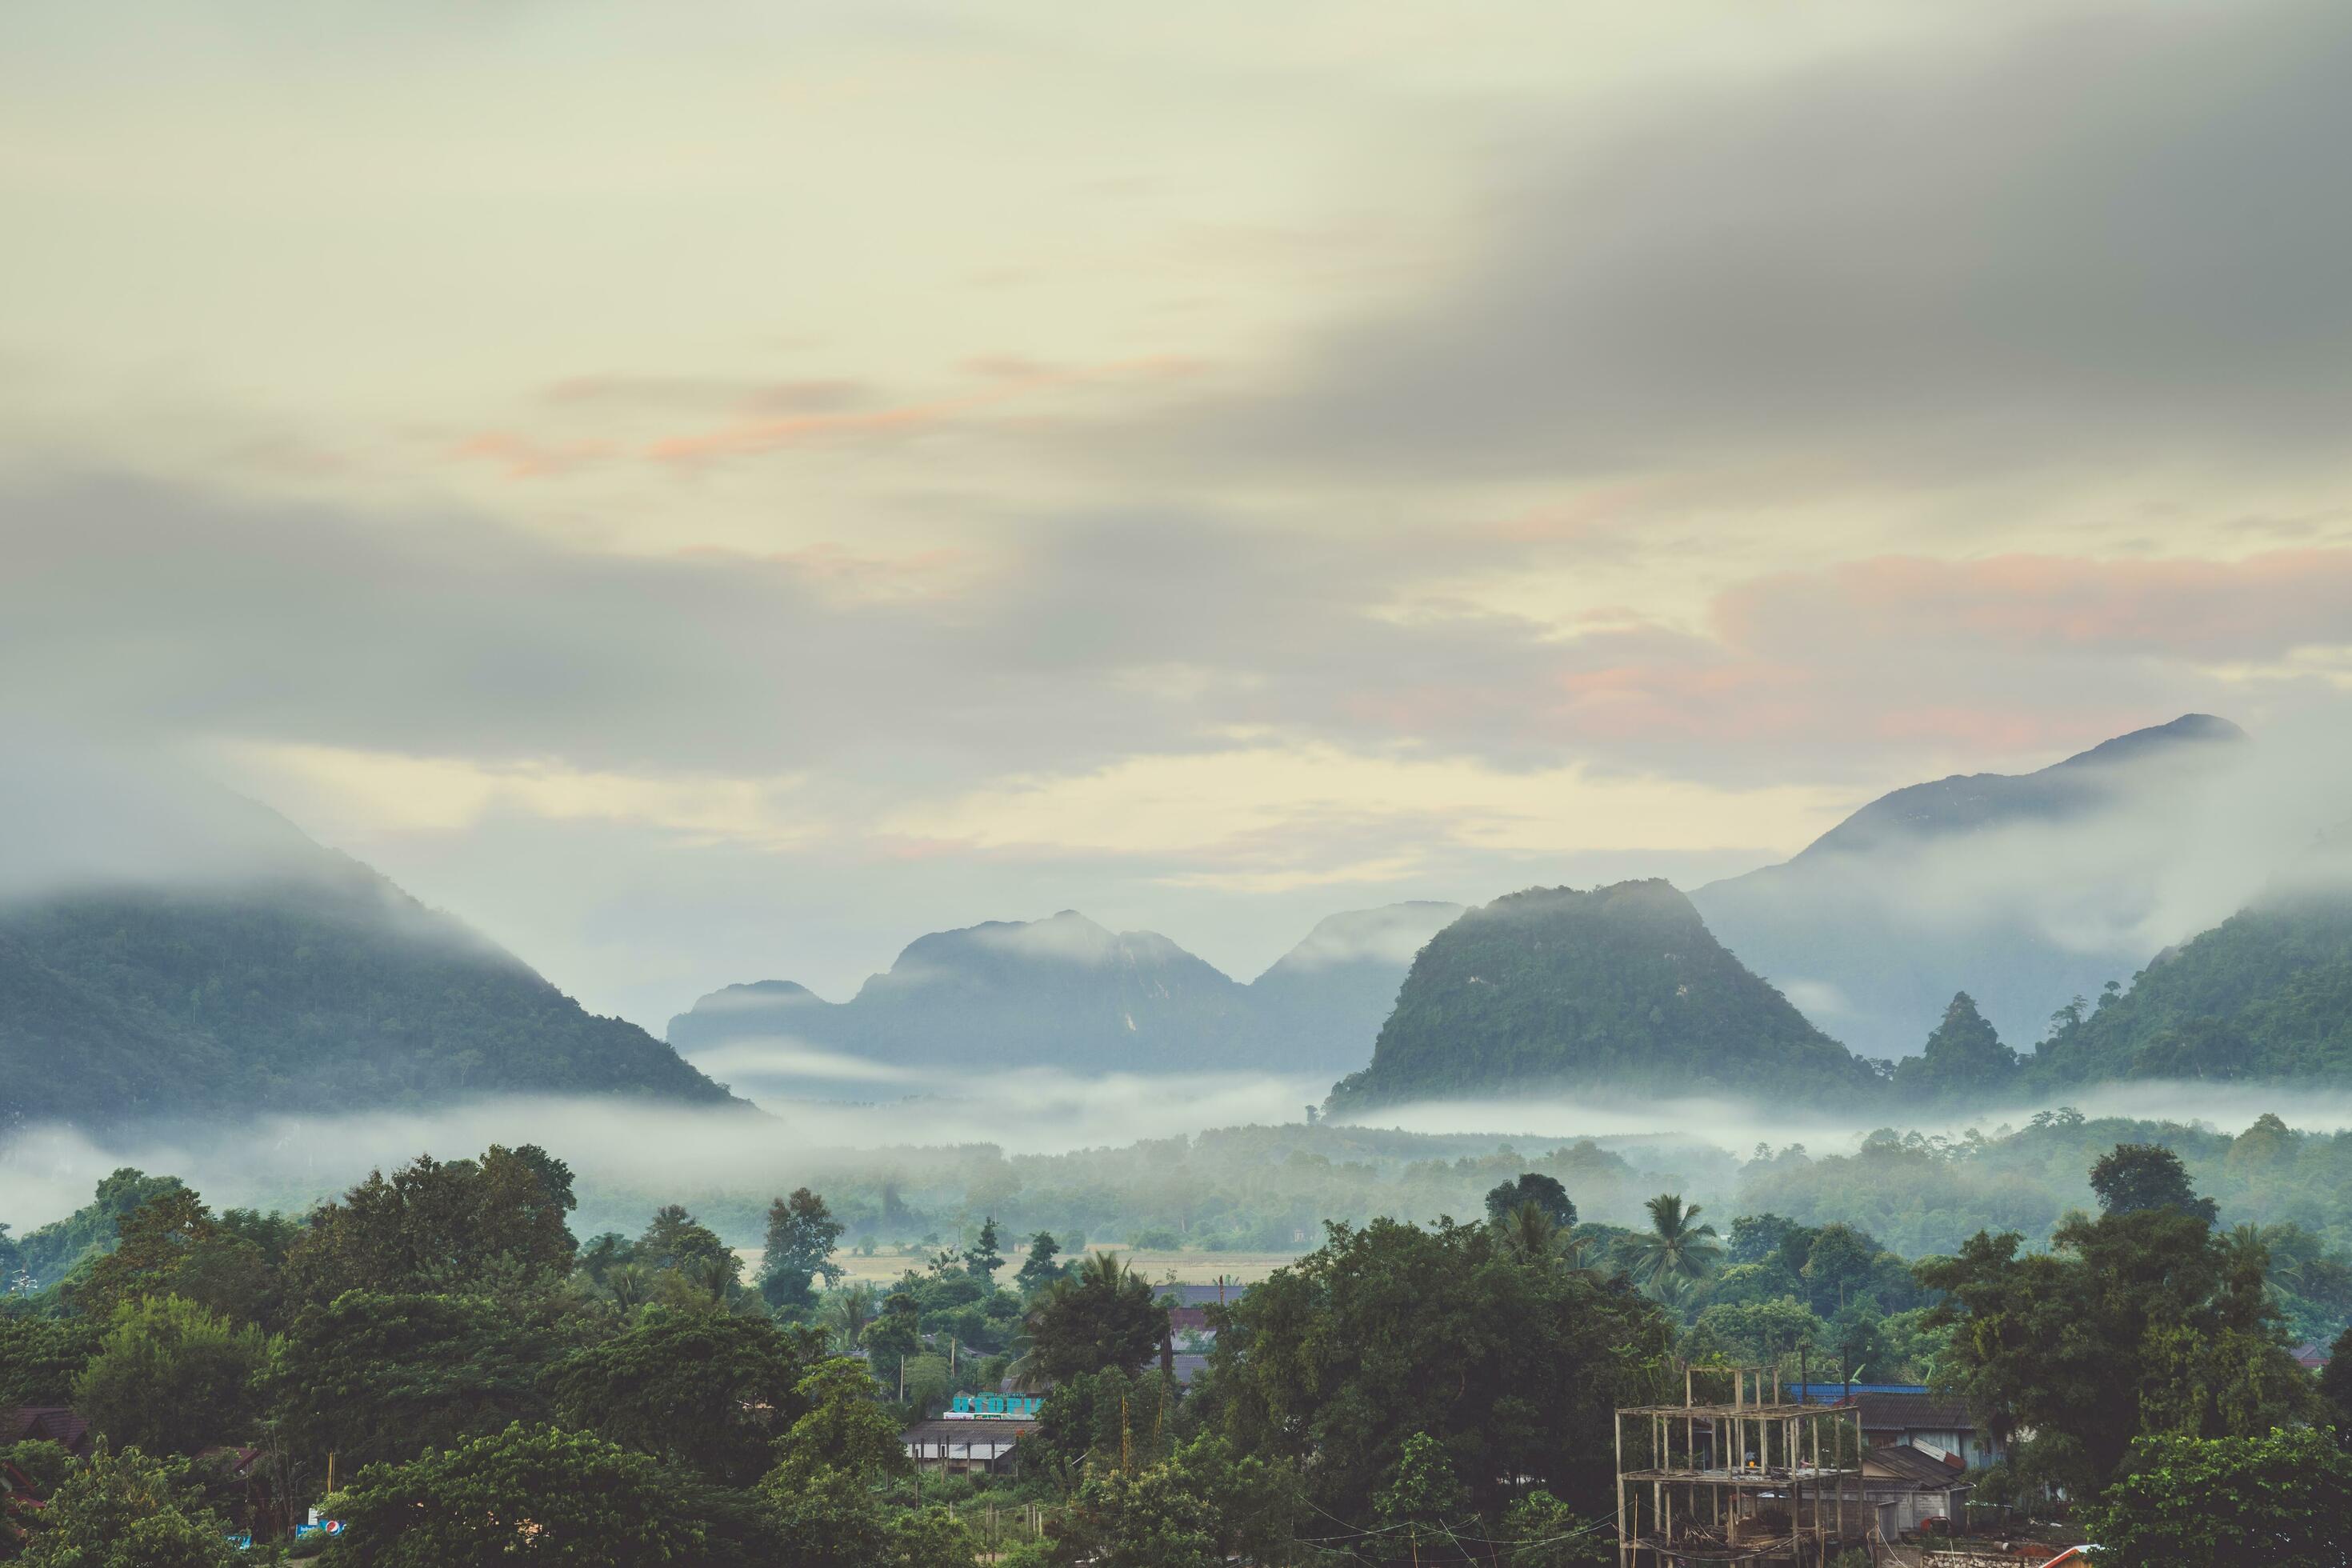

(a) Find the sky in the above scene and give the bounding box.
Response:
[7,0,2352,1028]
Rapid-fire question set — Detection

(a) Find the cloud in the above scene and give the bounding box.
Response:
[1718,550,2352,664]
[1138,0,2352,488]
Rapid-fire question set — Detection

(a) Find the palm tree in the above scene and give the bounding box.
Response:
[1498,1200,1562,1262]
[1634,1194,1722,1289]
[822,1283,878,1350]
[1077,1250,1133,1291]
[604,1262,651,1310]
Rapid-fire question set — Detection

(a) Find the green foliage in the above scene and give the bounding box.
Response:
[1207,1216,1666,1522]
[1374,1432,1466,1527]
[548,1307,821,1484]
[1047,1434,1304,1568]
[2091,1143,2220,1222]
[1631,1194,1721,1290]
[1014,1232,1066,1294]
[1329,881,1882,1110]
[76,1187,275,1328]
[1022,1254,1162,1384]
[0,873,733,1126]
[0,1317,100,1407]
[2030,887,2352,1087]
[18,1444,243,1568]
[322,1422,706,1568]
[281,1146,577,1306]
[1890,993,2022,1106]
[1485,1174,1576,1229]
[772,1358,910,1482]
[7,1170,184,1286]
[966,1216,1003,1283]
[758,1187,845,1309]
[2082,1426,2352,1566]
[0,1441,71,1500]
[273,1290,562,1470]
[1497,1491,1610,1568]
[1920,1159,2315,1492]
[73,1296,275,1458]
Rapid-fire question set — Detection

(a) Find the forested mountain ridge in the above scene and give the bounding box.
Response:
[1326,879,1883,1112]
[0,773,738,1129]
[2033,881,2352,1084]
[1691,713,2247,1055]
[668,901,1462,1094]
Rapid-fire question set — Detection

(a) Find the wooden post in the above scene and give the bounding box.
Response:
[1614,1412,1627,1568]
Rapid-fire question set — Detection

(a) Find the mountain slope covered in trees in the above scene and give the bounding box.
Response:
[0,768,738,1129]
[2033,883,2352,1085]
[1326,879,1883,1111]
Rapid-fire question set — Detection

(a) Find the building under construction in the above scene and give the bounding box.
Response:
[1615,1367,1867,1565]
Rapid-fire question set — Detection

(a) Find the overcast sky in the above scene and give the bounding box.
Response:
[7,0,2352,1026]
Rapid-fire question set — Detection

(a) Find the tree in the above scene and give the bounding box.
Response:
[771,1358,910,1482]
[2090,1143,2220,1224]
[1022,1254,1163,1385]
[758,1188,845,1310]
[322,1422,705,1568]
[2318,1322,2352,1442]
[821,1283,878,1352]
[273,1291,556,1470]
[1050,1434,1304,1568]
[1920,1181,2313,1493]
[282,1146,576,1305]
[1376,1431,1468,1530]
[1498,1490,1610,1568]
[74,1296,274,1458]
[19,1443,243,1568]
[1016,1233,1066,1294]
[76,1188,274,1328]
[1632,1195,1721,1290]
[1497,1202,1564,1263]
[1726,1214,1800,1266]
[2082,1426,2352,1566]
[1210,1217,1665,1522]
[1485,1174,1577,1230]
[0,1316,101,1407]
[966,1217,1004,1285]
[1890,993,2022,1105]
[549,1307,821,1485]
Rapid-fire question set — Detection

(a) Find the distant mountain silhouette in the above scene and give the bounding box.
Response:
[0,760,738,1130]
[1691,714,2247,1055]
[668,901,1463,1097]
[1327,879,1882,1112]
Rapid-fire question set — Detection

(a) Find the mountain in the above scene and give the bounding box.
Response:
[2032,878,2352,1085]
[0,761,738,1129]
[668,910,1253,1094]
[667,901,1462,1096]
[1690,714,2248,1057]
[1238,902,1465,1078]
[1326,879,1883,1112]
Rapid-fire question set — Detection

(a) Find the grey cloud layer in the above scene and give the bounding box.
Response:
[0,474,2282,790]
[1154,0,2352,484]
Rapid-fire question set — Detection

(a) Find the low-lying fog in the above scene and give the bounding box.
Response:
[2,1073,2335,1243]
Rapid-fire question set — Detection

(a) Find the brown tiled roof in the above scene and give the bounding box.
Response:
[3,1409,93,1458]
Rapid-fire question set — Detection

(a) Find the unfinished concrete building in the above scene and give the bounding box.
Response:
[1615,1367,1868,1565]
